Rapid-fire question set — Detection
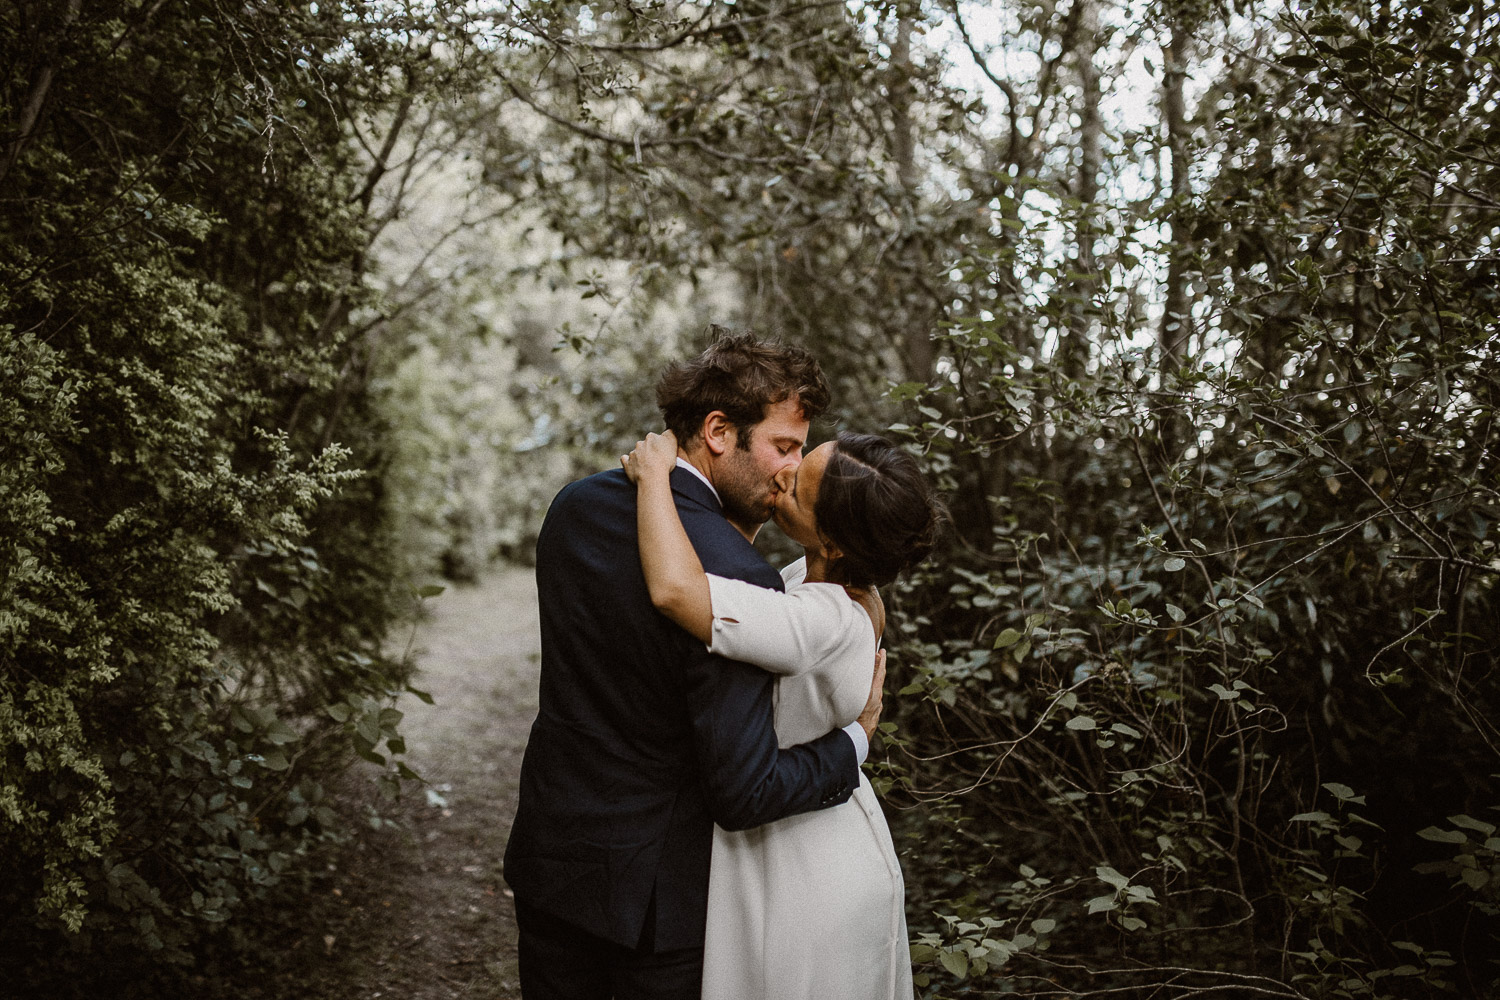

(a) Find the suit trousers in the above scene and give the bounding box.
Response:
[515,897,703,1000]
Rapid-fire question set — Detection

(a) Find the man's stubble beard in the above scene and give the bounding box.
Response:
[715,442,774,529]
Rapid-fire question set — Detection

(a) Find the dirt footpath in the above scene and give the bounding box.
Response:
[361,564,540,999]
[237,566,540,1000]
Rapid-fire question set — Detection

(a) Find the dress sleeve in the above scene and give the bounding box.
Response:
[706,573,877,677]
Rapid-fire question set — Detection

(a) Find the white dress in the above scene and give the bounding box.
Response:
[700,559,914,1000]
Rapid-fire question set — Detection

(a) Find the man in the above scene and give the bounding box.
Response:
[503,330,882,999]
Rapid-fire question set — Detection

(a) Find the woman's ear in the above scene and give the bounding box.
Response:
[702,411,734,457]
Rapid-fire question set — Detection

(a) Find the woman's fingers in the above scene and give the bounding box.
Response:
[639,432,676,468]
[622,431,677,485]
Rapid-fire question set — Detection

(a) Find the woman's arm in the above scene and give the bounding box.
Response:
[706,563,877,680]
[622,431,714,643]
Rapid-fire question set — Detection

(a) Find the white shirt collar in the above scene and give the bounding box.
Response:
[675,456,720,503]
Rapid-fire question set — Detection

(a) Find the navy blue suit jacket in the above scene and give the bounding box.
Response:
[502,466,859,951]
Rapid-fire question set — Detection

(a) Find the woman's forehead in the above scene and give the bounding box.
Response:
[800,441,836,491]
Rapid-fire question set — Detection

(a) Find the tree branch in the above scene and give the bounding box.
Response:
[0,0,84,188]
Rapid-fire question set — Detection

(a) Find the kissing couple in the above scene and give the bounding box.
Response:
[503,329,944,999]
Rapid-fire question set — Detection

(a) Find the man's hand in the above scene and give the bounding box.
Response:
[621,429,679,484]
[856,649,887,743]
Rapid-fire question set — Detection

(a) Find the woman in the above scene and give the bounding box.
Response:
[622,428,943,1000]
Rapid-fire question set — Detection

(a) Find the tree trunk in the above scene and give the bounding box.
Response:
[890,16,935,383]
[1059,0,1102,379]
[0,0,83,188]
[1160,18,1192,369]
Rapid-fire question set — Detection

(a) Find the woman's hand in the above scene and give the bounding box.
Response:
[621,430,679,485]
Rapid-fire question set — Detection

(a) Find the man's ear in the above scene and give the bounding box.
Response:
[702,411,735,457]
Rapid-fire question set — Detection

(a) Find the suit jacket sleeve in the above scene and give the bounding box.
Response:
[672,476,860,832]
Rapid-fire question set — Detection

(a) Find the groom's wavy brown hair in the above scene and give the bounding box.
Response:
[656,326,830,449]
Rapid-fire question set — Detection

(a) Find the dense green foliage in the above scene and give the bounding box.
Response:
[882,3,1500,996]
[0,1,434,988]
[4,0,1496,996]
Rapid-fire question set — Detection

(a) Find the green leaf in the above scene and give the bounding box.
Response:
[405,685,435,705]
[1096,865,1130,889]
[1448,814,1497,836]
[1291,811,1332,822]
[909,943,939,963]
[1086,894,1117,913]
[1322,782,1358,802]
[1110,723,1143,739]
[1164,557,1186,572]
[1461,868,1491,891]
[1066,715,1097,731]
[939,949,968,978]
[416,584,445,599]
[1031,918,1056,934]
[1417,826,1466,844]
[264,719,298,745]
[1208,683,1237,700]
[1165,603,1185,622]
[259,750,289,772]
[356,717,381,745]
[993,628,1022,649]
[887,382,927,403]
[326,703,351,723]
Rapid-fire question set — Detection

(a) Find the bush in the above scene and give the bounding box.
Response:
[0,1,428,987]
[883,3,1500,995]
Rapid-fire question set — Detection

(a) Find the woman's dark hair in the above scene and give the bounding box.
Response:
[656,327,830,447]
[815,432,946,589]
